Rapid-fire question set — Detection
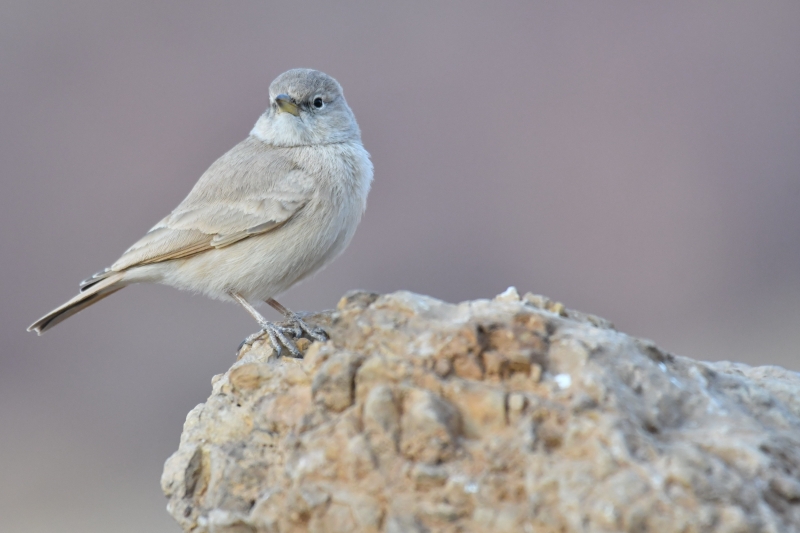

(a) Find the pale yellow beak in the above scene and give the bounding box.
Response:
[275,94,300,116]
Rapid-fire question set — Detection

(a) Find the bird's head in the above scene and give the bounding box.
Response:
[251,69,360,147]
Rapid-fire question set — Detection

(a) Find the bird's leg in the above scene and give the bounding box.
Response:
[266,298,329,343]
[229,291,302,358]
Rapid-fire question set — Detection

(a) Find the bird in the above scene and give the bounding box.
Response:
[28,68,373,357]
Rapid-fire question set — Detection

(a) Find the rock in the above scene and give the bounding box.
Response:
[399,388,462,464]
[162,289,800,532]
[311,350,365,412]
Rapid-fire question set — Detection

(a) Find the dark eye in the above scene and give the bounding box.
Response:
[313,97,324,108]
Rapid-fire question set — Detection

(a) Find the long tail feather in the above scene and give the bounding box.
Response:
[28,272,127,334]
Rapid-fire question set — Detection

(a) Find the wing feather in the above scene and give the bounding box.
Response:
[107,138,313,272]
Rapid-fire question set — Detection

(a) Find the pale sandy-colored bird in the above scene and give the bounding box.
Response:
[28,68,373,356]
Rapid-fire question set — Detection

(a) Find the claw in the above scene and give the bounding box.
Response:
[283,313,328,343]
[236,338,249,355]
[251,320,299,358]
[235,323,298,358]
[234,311,326,360]
[265,324,283,357]
[230,292,317,359]
[236,330,267,357]
[280,322,302,339]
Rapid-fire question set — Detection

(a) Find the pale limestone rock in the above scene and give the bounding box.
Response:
[400,388,462,464]
[162,289,800,533]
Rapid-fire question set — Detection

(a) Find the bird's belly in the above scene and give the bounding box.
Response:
[154,209,356,302]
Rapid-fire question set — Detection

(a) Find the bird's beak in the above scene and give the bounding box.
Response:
[275,94,300,117]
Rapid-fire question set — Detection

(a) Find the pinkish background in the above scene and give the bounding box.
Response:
[3,1,799,531]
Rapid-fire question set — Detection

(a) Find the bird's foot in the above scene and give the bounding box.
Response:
[237,321,304,358]
[280,312,329,343]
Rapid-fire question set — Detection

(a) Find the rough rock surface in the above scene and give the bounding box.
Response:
[162,289,800,533]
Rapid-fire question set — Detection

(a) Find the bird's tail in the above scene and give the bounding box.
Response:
[28,271,128,335]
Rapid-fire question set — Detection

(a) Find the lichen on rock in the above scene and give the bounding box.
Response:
[162,289,800,533]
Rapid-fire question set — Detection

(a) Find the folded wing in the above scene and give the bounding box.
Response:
[82,141,313,289]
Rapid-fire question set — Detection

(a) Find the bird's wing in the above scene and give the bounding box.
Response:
[106,139,313,273]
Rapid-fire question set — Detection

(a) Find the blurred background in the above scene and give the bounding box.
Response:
[3,1,799,531]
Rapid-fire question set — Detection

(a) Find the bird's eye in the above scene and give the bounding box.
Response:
[313,97,324,109]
